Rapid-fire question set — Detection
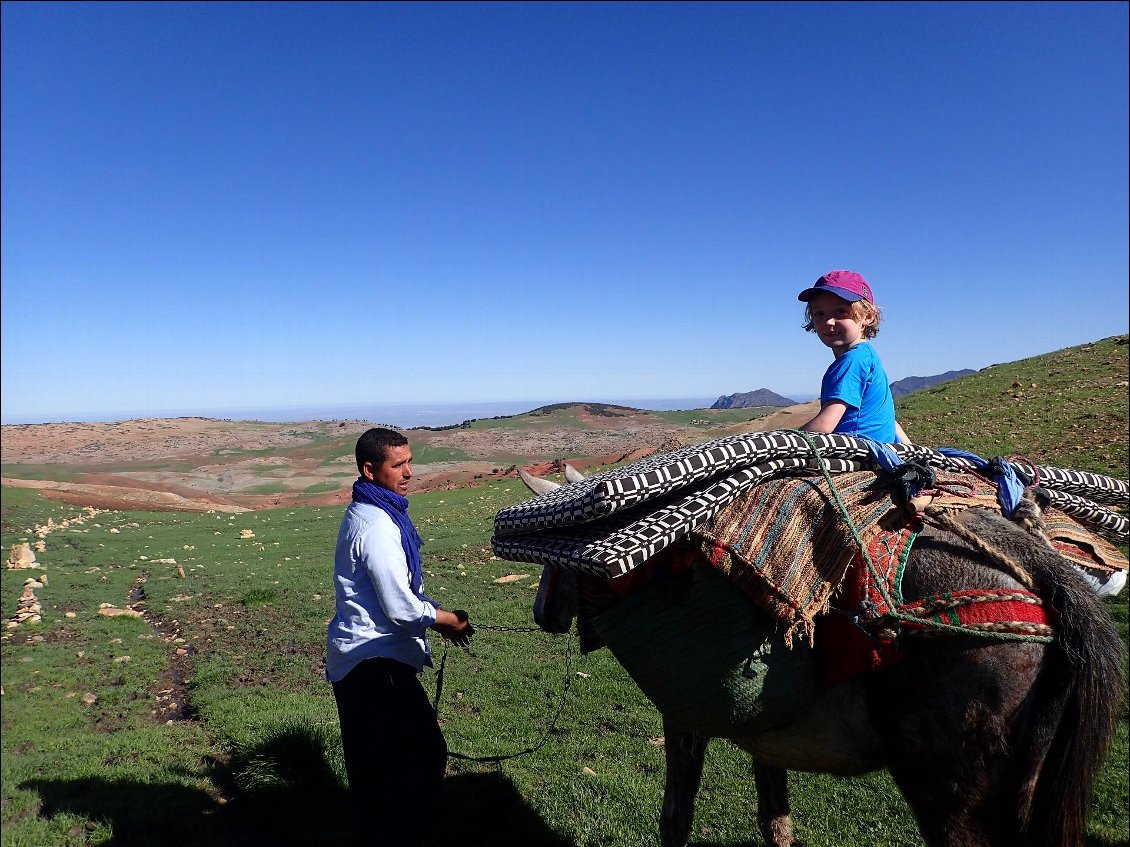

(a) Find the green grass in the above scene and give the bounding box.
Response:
[897,335,1128,479]
[2,336,1128,846]
[238,482,291,495]
[0,465,82,483]
[651,407,774,426]
[247,465,291,476]
[409,444,475,463]
[467,406,597,431]
[301,481,343,495]
[4,484,1124,846]
[1,455,240,483]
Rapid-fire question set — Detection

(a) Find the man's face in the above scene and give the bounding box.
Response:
[364,444,413,495]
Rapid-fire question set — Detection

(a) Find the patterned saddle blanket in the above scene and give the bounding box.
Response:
[491,431,1128,584]
[691,469,1125,647]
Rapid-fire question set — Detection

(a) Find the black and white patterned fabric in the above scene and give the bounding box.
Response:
[1010,463,1129,507]
[1040,488,1128,544]
[492,457,868,577]
[495,431,887,536]
[491,430,1129,576]
[493,430,1128,539]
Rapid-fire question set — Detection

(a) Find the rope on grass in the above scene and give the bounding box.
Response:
[432,626,575,765]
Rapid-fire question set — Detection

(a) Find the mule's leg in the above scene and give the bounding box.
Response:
[660,721,709,847]
[754,765,793,847]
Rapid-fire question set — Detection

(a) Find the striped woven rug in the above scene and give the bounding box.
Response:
[690,470,1127,645]
[693,471,900,644]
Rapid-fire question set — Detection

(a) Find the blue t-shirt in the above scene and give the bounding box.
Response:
[820,342,899,443]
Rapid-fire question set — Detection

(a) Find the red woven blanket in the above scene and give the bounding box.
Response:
[820,528,1053,685]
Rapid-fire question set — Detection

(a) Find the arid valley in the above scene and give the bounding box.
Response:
[1,401,819,513]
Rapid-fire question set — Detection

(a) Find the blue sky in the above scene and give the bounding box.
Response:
[2,1,1127,424]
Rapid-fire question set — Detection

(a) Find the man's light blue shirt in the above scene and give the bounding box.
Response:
[326,501,438,682]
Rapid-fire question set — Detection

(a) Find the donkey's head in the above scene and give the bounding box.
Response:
[521,465,584,633]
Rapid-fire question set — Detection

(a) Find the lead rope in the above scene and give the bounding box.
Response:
[789,429,1053,643]
[432,624,575,764]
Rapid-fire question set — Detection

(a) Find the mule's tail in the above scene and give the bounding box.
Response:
[1019,555,1126,847]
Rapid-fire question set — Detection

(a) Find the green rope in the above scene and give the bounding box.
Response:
[786,429,1055,644]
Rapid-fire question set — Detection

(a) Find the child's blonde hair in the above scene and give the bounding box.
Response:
[803,300,882,339]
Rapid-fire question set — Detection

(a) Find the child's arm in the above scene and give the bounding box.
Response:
[894,421,912,445]
[801,400,848,433]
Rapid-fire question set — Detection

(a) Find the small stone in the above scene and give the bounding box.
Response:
[99,607,143,619]
[7,542,35,569]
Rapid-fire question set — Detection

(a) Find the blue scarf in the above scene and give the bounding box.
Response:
[352,478,439,607]
[936,448,1026,518]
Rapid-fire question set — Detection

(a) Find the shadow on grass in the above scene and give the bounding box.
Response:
[21,771,572,847]
[20,723,571,846]
[429,769,574,847]
[20,769,345,847]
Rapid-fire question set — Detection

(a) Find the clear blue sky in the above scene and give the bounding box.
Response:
[3,1,1127,424]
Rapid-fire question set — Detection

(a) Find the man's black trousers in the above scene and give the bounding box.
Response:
[332,657,447,847]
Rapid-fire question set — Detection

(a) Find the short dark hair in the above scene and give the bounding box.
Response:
[355,427,408,472]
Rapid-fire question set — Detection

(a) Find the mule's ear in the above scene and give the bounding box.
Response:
[519,468,561,496]
[563,463,586,484]
[1028,486,1053,513]
[1013,490,1053,548]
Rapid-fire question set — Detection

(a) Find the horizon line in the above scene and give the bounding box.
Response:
[0,393,820,428]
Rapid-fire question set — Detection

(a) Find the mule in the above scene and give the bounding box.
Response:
[526,471,1125,847]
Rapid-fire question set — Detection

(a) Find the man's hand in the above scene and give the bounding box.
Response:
[434,609,474,647]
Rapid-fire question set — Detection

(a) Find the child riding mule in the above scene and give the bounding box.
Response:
[502,437,1126,847]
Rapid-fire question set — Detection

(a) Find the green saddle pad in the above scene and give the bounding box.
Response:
[592,561,816,737]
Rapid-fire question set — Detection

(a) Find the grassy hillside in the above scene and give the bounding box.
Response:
[896,334,1128,480]
[1,335,1127,847]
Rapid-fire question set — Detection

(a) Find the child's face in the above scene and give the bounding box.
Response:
[807,291,873,357]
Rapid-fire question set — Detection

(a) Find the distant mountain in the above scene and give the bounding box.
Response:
[710,370,975,409]
[711,389,798,409]
[889,369,976,398]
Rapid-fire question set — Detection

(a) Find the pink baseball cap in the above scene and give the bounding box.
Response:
[797,270,874,304]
